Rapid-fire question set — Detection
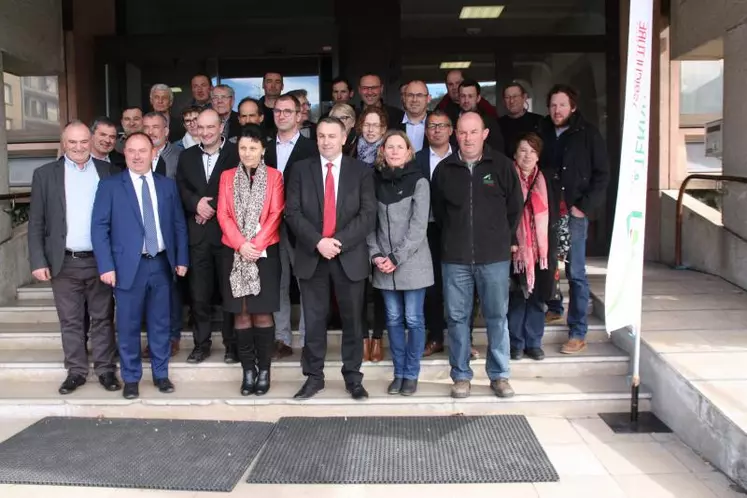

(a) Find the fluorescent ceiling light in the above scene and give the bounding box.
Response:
[440,61,472,69]
[459,5,505,19]
[170,87,183,93]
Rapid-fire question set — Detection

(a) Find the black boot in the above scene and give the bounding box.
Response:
[254,325,275,395]
[236,328,256,395]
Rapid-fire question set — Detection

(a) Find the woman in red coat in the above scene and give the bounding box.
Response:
[217,124,284,396]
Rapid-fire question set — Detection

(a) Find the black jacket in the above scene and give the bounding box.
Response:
[397,112,430,152]
[448,111,506,159]
[431,145,523,265]
[538,111,610,217]
[264,133,318,181]
[499,112,543,158]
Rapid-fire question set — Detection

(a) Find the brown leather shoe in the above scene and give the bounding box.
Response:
[545,311,563,324]
[142,344,151,359]
[560,338,587,354]
[422,341,444,357]
[363,338,371,362]
[274,342,293,360]
[170,339,180,357]
[370,338,383,362]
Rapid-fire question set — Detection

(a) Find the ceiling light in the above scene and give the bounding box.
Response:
[459,5,505,19]
[170,87,182,93]
[440,61,472,69]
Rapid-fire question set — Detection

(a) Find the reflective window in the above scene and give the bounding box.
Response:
[214,76,321,121]
[426,81,498,111]
[680,60,723,127]
[4,72,61,142]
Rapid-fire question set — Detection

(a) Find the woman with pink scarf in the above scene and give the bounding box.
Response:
[508,133,559,361]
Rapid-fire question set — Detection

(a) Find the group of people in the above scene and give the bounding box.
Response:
[27,69,609,401]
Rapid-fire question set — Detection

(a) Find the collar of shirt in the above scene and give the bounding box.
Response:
[430,145,452,160]
[91,152,110,163]
[199,137,225,157]
[129,168,154,185]
[277,131,300,146]
[320,153,342,170]
[402,113,426,126]
[64,154,94,172]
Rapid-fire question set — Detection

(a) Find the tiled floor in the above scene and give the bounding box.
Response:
[0,414,744,497]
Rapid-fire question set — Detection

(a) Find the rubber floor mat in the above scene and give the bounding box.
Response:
[0,416,274,492]
[247,415,559,484]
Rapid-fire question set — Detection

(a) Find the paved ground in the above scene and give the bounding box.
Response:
[0,413,744,497]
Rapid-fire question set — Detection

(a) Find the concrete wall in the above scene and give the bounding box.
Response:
[671,0,747,59]
[0,224,32,304]
[0,0,63,74]
[659,191,747,290]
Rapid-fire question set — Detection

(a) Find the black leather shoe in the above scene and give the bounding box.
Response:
[510,349,524,360]
[58,374,86,395]
[123,382,139,399]
[525,348,545,361]
[154,378,175,393]
[224,345,239,364]
[98,372,121,392]
[254,370,271,396]
[240,368,257,396]
[347,383,369,400]
[400,379,418,396]
[293,380,324,400]
[186,347,211,364]
[387,377,403,395]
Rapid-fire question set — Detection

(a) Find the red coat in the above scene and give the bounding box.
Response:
[217,166,285,252]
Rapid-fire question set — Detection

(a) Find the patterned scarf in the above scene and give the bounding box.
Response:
[229,161,268,298]
[357,137,383,166]
[513,163,550,295]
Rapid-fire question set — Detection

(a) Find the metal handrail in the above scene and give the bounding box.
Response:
[675,173,747,267]
[0,192,31,202]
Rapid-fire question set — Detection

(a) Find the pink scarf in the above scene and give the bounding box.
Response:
[513,163,549,294]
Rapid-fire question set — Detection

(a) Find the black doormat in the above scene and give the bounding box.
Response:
[0,417,274,492]
[247,415,559,484]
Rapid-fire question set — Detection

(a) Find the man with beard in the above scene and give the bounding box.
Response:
[90,117,125,170]
[237,97,265,127]
[538,84,609,355]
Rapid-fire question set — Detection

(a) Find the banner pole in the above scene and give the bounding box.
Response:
[630,323,641,422]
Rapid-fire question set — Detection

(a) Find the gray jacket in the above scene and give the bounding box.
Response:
[155,142,182,179]
[367,169,434,291]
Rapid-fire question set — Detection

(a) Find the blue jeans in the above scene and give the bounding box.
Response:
[508,291,545,351]
[381,289,426,379]
[443,261,511,382]
[567,215,589,339]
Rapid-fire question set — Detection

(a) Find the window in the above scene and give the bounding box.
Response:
[680,60,723,127]
[214,75,321,121]
[425,81,498,111]
[4,72,61,142]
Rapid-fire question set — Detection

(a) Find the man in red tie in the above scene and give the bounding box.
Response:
[285,117,377,400]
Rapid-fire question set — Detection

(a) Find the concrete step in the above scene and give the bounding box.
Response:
[0,342,628,382]
[0,319,608,350]
[0,376,650,419]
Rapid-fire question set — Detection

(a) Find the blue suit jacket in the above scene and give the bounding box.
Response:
[91,171,189,291]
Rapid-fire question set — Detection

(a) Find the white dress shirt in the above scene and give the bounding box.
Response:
[275,131,300,173]
[320,153,342,198]
[429,145,452,179]
[151,144,166,172]
[129,169,166,253]
[402,113,426,152]
[200,139,224,181]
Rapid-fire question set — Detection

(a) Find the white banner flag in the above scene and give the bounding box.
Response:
[605,0,654,333]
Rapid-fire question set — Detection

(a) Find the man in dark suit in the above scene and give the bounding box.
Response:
[357,73,405,129]
[176,108,239,363]
[28,120,121,395]
[398,80,431,153]
[285,117,377,400]
[211,84,241,144]
[90,116,126,170]
[263,94,317,358]
[91,132,189,400]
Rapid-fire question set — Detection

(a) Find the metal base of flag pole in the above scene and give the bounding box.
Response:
[599,384,672,434]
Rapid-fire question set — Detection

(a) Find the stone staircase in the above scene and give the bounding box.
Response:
[0,282,650,420]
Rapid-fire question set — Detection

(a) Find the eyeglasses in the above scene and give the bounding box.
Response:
[273,108,298,117]
[426,123,451,130]
[359,85,380,92]
[406,93,428,100]
[183,118,197,125]
[362,123,384,130]
[211,95,232,102]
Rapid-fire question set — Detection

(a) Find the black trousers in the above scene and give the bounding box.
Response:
[425,222,447,343]
[362,282,386,339]
[50,254,116,376]
[188,241,226,349]
[300,258,364,385]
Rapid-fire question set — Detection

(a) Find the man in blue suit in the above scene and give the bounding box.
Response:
[92,132,189,400]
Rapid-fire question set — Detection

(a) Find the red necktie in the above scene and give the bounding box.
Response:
[322,162,336,237]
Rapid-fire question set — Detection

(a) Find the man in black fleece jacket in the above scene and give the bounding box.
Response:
[431,111,523,400]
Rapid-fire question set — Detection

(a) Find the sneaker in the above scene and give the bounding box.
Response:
[450,380,471,399]
[560,338,587,354]
[525,348,545,361]
[545,311,563,323]
[490,379,515,398]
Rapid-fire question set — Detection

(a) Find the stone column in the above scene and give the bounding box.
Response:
[0,54,12,245]
[721,20,747,239]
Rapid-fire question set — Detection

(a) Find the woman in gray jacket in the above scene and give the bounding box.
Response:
[367,130,434,396]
